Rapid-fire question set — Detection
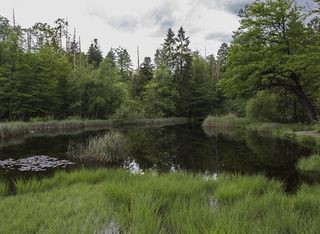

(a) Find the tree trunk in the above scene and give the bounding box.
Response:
[292,85,318,122]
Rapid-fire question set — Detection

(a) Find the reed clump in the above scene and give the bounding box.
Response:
[67,131,129,163]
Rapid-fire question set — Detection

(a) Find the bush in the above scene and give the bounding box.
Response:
[246,91,280,122]
[113,99,145,120]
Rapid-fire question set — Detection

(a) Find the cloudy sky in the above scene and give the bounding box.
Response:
[1,0,315,67]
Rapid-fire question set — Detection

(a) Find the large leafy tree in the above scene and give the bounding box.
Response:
[221,0,320,121]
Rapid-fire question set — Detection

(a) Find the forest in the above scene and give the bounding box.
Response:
[1,0,319,123]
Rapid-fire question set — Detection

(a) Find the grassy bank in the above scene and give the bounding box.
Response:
[0,169,320,233]
[202,115,320,146]
[0,117,188,140]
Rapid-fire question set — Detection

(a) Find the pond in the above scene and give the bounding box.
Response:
[0,123,318,192]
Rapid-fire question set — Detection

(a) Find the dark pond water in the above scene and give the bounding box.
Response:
[0,124,319,192]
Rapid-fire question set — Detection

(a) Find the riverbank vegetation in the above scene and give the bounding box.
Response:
[0,169,320,233]
[0,117,187,140]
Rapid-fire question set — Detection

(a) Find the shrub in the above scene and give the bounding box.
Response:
[246,91,280,122]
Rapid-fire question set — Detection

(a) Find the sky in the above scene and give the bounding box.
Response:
[1,0,316,68]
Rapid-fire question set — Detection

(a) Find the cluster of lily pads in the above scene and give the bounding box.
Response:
[0,155,75,172]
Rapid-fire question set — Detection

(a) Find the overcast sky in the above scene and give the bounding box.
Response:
[1,0,316,67]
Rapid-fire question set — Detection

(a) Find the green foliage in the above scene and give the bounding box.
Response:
[113,99,145,120]
[221,0,320,122]
[246,91,280,122]
[189,56,221,117]
[223,98,247,117]
[87,39,103,67]
[142,66,178,118]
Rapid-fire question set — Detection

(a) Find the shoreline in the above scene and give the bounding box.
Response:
[0,118,188,141]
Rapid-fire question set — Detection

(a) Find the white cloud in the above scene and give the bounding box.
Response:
[2,0,250,67]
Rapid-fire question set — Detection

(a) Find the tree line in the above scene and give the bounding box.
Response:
[1,0,320,123]
[0,15,225,121]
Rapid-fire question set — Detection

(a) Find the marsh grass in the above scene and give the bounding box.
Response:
[0,117,188,140]
[67,131,129,163]
[297,155,320,172]
[1,169,320,233]
[202,114,249,130]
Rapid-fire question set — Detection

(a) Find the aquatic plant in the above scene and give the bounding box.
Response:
[67,131,129,163]
[297,155,320,172]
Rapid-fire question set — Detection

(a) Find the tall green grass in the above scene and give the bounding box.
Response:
[297,155,320,172]
[67,131,129,163]
[1,169,320,233]
[0,181,7,197]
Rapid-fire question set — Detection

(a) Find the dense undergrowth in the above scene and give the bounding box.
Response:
[0,169,320,233]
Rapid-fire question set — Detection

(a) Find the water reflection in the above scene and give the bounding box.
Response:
[0,124,318,191]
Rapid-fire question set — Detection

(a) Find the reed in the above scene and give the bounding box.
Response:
[67,131,129,163]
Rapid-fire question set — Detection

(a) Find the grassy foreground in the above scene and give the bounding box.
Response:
[1,169,320,233]
[0,117,188,140]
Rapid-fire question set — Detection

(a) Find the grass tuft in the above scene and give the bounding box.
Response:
[297,155,320,172]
